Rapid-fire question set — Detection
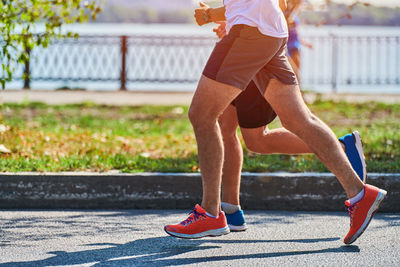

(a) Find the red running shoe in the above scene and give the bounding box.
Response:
[344,184,387,244]
[164,204,230,239]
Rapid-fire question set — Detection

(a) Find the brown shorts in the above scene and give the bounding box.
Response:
[203,24,298,95]
[232,80,277,128]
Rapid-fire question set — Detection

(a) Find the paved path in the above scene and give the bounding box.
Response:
[0,91,194,106]
[0,210,399,266]
[2,90,400,106]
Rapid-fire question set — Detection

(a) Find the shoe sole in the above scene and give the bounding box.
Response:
[228,223,248,232]
[345,189,387,244]
[353,131,367,183]
[164,226,230,239]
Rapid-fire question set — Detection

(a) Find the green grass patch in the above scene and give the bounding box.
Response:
[1,100,399,173]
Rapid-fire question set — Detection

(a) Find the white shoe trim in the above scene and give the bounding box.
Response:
[346,189,387,244]
[228,223,248,231]
[165,226,230,239]
[353,131,367,183]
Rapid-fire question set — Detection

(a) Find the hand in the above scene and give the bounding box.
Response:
[213,21,226,39]
[287,17,295,27]
[305,43,313,49]
[194,2,210,26]
[301,40,313,49]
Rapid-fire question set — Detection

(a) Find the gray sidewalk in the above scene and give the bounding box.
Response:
[0,90,194,106]
[2,89,400,106]
[0,209,399,266]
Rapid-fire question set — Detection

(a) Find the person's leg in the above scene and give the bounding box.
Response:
[164,76,241,239]
[234,77,380,243]
[218,104,242,206]
[188,75,242,216]
[261,80,386,245]
[187,26,286,217]
[241,127,367,182]
[218,104,248,231]
[242,126,311,154]
[165,25,286,239]
[264,79,364,198]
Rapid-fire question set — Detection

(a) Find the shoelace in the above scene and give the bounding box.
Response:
[346,203,357,227]
[181,208,206,226]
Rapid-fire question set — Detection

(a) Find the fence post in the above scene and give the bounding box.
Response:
[120,35,127,91]
[331,34,338,93]
[397,37,400,85]
[23,46,31,90]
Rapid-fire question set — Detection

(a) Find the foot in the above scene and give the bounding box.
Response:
[225,209,248,231]
[164,204,230,239]
[339,131,367,183]
[344,184,387,244]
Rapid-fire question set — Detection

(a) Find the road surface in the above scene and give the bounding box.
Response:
[0,210,399,266]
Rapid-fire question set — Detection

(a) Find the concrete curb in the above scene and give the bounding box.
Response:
[0,172,399,211]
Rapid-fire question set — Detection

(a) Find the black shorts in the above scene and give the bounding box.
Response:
[232,80,277,129]
[203,24,298,95]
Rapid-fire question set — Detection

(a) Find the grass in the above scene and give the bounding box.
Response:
[0,99,399,173]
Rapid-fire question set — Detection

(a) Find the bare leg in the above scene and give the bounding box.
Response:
[219,105,242,205]
[189,75,242,216]
[241,126,311,154]
[264,79,364,198]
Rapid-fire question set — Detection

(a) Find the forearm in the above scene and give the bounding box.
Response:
[284,0,303,18]
[208,6,226,22]
[279,0,287,12]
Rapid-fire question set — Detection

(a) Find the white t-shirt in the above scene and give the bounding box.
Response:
[224,0,288,38]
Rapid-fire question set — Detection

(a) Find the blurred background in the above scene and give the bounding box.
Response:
[4,0,400,94]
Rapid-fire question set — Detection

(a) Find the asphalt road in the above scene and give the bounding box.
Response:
[0,210,399,266]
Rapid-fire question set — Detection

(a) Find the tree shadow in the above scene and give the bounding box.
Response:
[0,236,358,266]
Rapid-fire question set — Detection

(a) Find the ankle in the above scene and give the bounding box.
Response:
[348,188,365,205]
[221,202,241,214]
[201,202,219,217]
[347,184,365,199]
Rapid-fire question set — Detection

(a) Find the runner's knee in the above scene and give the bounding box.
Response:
[281,112,318,135]
[188,105,202,128]
[243,135,277,154]
[188,104,217,130]
[242,128,266,153]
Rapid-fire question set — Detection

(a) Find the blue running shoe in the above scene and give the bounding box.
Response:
[339,131,366,183]
[225,209,247,231]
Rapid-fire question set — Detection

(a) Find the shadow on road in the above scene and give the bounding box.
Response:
[0,236,358,266]
[151,245,360,266]
[374,214,400,228]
